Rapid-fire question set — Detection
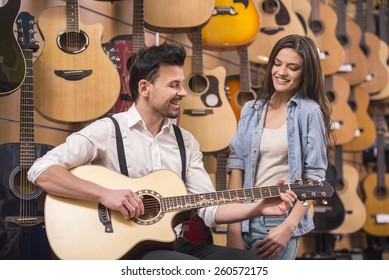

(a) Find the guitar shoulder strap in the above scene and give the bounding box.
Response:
[108,116,186,182]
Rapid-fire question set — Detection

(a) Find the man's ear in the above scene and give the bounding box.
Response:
[138,79,150,97]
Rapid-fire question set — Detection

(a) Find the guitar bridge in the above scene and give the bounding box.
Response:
[98,203,113,233]
[54,70,92,80]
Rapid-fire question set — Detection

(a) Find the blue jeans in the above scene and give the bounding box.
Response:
[242,216,300,260]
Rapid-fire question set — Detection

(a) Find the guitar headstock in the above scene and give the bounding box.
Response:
[290,179,334,201]
[16,12,39,52]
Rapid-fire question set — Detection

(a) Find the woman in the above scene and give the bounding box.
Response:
[226,35,335,259]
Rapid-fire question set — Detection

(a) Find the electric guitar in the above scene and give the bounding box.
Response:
[355,0,388,95]
[34,0,120,122]
[343,83,376,152]
[330,146,366,235]
[201,0,260,50]
[0,0,25,95]
[144,0,215,32]
[325,74,358,145]
[335,0,369,86]
[248,0,305,64]
[179,29,237,152]
[308,0,345,76]
[44,165,334,259]
[0,12,52,259]
[370,2,389,101]
[225,46,257,120]
[363,108,389,237]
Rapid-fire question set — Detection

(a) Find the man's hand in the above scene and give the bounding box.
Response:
[100,189,144,220]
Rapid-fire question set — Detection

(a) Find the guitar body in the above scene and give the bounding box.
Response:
[34,6,120,122]
[313,165,345,233]
[370,40,389,101]
[362,173,389,237]
[330,163,366,235]
[0,0,25,95]
[343,84,376,152]
[292,0,317,44]
[0,143,53,259]
[180,58,237,152]
[309,0,345,75]
[337,19,369,86]
[144,0,215,32]
[202,0,260,50]
[325,74,358,145]
[248,0,305,64]
[45,166,191,260]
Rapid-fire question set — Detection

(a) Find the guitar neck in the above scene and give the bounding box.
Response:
[191,29,204,74]
[238,46,251,93]
[66,0,80,32]
[132,0,145,53]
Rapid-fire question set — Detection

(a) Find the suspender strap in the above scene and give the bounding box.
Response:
[173,124,186,182]
[108,116,129,176]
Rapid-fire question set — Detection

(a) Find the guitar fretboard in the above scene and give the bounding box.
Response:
[66,0,80,32]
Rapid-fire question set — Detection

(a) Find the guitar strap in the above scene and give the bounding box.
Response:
[108,116,186,181]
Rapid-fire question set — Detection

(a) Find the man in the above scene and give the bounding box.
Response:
[28,42,296,260]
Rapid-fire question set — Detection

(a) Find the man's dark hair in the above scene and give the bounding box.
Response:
[129,42,186,100]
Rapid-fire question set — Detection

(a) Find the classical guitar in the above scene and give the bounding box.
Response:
[225,46,257,120]
[179,29,237,152]
[0,0,25,95]
[248,0,305,64]
[308,0,345,76]
[330,146,366,235]
[343,83,376,152]
[335,0,369,86]
[34,0,120,122]
[0,12,52,259]
[355,0,388,95]
[44,165,334,259]
[144,0,215,32]
[363,109,389,237]
[292,0,317,45]
[370,2,389,101]
[325,74,358,145]
[201,0,260,50]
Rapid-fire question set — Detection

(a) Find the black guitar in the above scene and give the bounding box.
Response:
[0,0,26,95]
[0,12,52,260]
[312,155,346,233]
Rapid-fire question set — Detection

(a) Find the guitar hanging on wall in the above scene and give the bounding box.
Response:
[0,0,26,96]
[34,0,120,122]
[0,12,52,260]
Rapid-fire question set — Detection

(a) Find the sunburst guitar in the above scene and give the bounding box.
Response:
[248,0,305,64]
[179,29,237,153]
[34,0,120,122]
[201,0,260,50]
[44,165,334,259]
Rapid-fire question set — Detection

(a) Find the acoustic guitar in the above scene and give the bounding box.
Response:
[355,0,388,95]
[201,0,260,50]
[343,83,376,152]
[330,146,366,235]
[44,165,334,259]
[144,0,215,33]
[370,2,389,101]
[225,46,258,120]
[34,0,120,122]
[308,0,345,76]
[362,108,389,237]
[325,74,358,145]
[335,0,369,86]
[0,0,25,95]
[0,12,52,259]
[248,0,305,64]
[179,29,237,153]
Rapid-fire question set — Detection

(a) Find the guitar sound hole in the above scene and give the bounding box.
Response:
[9,166,43,200]
[57,30,89,54]
[326,91,335,103]
[262,0,279,15]
[188,74,208,95]
[237,91,255,107]
[137,194,161,222]
[309,20,323,35]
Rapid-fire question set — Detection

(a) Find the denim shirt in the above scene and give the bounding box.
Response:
[227,94,328,236]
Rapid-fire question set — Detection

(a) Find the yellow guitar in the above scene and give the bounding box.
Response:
[202,0,260,50]
[34,0,120,122]
[180,29,237,153]
[44,165,334,259]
